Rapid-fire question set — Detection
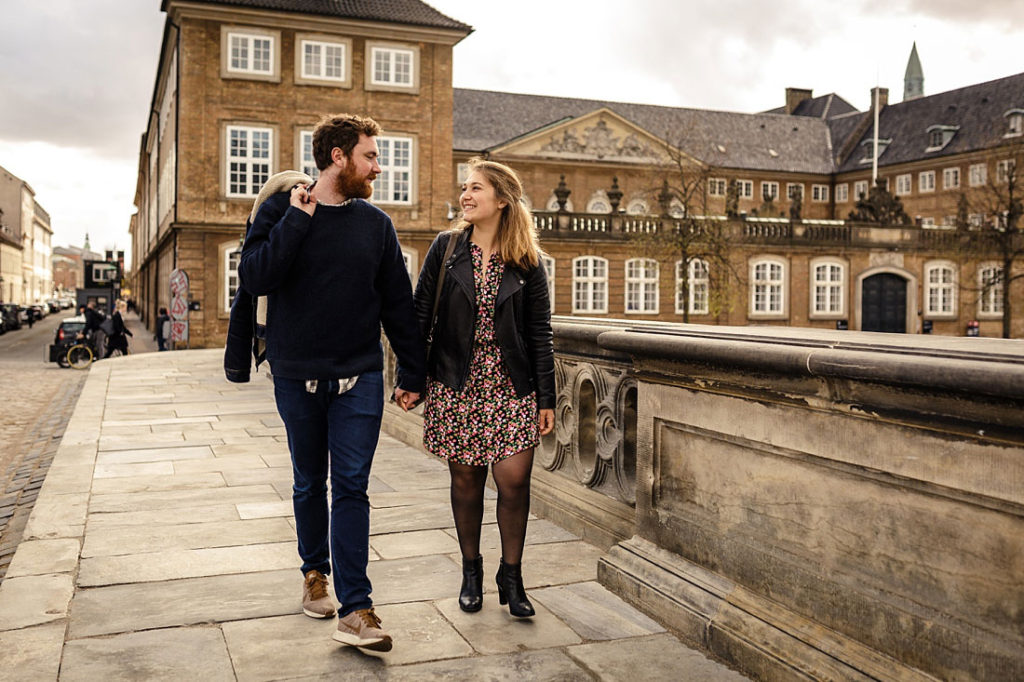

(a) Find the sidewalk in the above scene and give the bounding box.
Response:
[0,349,746,680]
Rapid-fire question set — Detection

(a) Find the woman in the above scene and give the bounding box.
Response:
[103,299,133,358]
[412,158,555,618]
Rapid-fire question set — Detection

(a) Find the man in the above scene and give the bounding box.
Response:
[78,301,105,351]
[156,307,170,351]
[239,114,424,652]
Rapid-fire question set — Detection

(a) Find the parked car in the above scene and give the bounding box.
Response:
[49,315,87,367]
[46,299,61,314]
[1,303,22,331]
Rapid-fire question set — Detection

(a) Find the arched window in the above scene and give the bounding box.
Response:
[749,257,787,317]
[924,261,956,316]
[625,258,659,314]
[572,256,607,313]
[546,193,574,212]
[810,258,846,317]
[586,190,611,214]
[626,198,649,215]
[676,259,709,315]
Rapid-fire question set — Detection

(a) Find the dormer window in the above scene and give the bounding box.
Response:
[1004,109,1024,137]
[925,125,959,152]
[859,138,891,164]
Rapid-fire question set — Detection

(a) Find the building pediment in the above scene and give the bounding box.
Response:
[491,108,673,164]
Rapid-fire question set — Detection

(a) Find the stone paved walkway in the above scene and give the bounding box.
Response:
[0,349,746,680]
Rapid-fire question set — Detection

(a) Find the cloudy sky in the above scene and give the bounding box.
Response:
[1,0,1022,268]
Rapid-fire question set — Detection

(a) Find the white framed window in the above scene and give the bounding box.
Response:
[456,163,471,185]
[761,181,779,201]
[540,255,555,313]
[749,257,787,317]
[735,180,753,199]
[298,130,319,179]
[928,129,944,148]
[546,194,574,212]
[226,31,274,75]
[895,174,912,195]
[853,180,869,200]
[969,163,987,187]
[369,44,415,88]
[226,125,272,198]
[573,256,607,314]
[626,198,649,215]
[675,259,709,315]
[835,183,849,203]
[978,263,1004,316]
[919,170,936,193]
[625,258,659,314]
[668,200,685,218]
[298,38,349,84]
[787,183,804,201]
[810,259,845,316]
[586,191,611,214]
[920,217,936,228]
[924,261,957,316]
[1006,111,1023,137]
[942,167,960,189]
[708,178,727,197]
[969,213,985,228]
[375,135,414,204]
[811,184,829,202]
[996,159,1015,184]
[218,240,242,314]
[942,215,957,228]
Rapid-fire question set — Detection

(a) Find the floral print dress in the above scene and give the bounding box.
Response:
[424,242,539,466]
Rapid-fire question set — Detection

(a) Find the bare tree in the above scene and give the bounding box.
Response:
[629,142,744,323]
[949,141,1024,338]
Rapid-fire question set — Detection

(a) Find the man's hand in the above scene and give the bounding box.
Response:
[290,184,316,216]
[538,408,554,436]
[393,388,421,412]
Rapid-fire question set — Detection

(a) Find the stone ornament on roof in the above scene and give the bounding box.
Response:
[540,118,659,161]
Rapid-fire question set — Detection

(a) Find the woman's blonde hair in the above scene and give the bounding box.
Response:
[455,158,541,270]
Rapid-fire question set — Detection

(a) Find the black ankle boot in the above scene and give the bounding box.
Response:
[495,558,534,618]
[459,555,483,612]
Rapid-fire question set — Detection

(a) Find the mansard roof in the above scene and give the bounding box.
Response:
[164,0,472,31]
[453,89,836,174]
[764,93,859,119]
[836,72,1024,173]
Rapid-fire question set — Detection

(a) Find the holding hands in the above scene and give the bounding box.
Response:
[393,388,422,412]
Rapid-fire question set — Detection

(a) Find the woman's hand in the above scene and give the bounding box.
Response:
[538,408,554,436]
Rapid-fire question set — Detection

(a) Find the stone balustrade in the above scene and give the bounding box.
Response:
[382,320,1024,681]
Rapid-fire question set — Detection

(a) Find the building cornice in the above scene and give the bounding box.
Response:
[166,1,470,45]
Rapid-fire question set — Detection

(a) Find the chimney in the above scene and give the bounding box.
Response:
[785,88,813,115]
[870,86,889,111]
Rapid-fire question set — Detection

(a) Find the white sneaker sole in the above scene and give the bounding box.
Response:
[332,630,393,652]
[303,607,336,619]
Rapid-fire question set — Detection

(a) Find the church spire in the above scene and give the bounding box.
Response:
[83,232,91,251]
[904,42,924,101]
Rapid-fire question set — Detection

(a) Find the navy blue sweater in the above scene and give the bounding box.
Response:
[238,193,425,391]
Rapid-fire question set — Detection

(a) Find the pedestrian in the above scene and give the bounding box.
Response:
[26,307,34,328]
[156,307,171,351]
[412,158,555,618]
[238,113,425,653]
[79,301,105,352]
[103,299,132,357]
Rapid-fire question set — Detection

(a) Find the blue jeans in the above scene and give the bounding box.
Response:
[273,371,384,616]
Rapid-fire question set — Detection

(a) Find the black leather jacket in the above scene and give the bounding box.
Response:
[413,229,555,409]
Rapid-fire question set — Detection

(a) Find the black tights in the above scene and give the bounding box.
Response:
[449,448,534,565]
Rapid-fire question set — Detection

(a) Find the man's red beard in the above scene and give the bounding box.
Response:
[336,162,375,199]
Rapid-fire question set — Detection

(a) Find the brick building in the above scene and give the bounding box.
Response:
[131,0,470,347]
[130,2,1022,342]
[0,164,52,305]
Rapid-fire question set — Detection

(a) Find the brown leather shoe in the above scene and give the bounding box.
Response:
[333,607,393,652]
[302,570,336,619]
